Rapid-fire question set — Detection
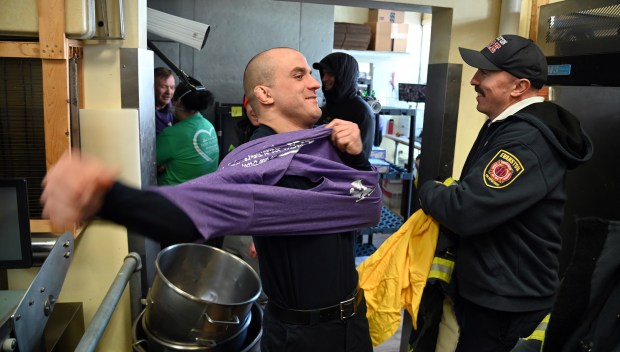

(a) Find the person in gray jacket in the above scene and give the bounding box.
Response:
[418,34,593,352]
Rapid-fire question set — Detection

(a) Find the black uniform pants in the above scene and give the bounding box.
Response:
[455,298,548,352]
[260,296,373,352]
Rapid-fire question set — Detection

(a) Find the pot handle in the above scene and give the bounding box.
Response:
[189,329,218,347]
[203,311,240,325]
[132,339,148,351]
[194,336,217,348]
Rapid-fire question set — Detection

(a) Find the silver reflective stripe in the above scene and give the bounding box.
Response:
[524,313,550,341]
[428,257,455,283]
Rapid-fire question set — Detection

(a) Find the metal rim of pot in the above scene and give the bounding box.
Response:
[154,243,261,306]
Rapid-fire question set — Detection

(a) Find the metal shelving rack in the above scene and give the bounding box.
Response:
[355,109,418,257]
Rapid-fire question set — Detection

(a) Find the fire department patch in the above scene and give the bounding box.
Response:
[483,150,524,188]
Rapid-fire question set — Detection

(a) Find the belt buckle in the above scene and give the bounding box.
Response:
[339,292,357,320]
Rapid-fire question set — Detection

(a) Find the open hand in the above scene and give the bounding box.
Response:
[41,150,118,230]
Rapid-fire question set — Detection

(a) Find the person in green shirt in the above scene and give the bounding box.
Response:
[156,82,219,185]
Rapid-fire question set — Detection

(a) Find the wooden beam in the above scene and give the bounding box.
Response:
[36,0,72,170]
[0,42,41,58]
[529,0,550,41]
[38,0,68,60]
[42,59,72,170]
[37,0,74,233]
[0,0,76,230]
[30,219,53,234]
[0,40,79,60]
[31,219,83,237]
[529,0,550,103]
[40,56,74,233]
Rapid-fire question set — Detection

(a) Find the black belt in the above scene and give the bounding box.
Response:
[267,289,364,325]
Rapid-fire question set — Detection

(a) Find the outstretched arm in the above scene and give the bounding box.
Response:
[41,150,201,243]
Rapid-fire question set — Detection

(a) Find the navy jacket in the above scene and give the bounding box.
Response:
[419,101,593,312]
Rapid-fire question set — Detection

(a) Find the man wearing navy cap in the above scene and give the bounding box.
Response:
[418,34,593,351]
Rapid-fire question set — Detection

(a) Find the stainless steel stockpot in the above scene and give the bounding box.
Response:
[144,243,261,344]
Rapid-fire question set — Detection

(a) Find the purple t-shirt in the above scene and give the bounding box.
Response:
[155,102,174,134]
[153,126,381,239]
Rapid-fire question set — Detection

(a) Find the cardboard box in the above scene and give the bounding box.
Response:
[381,179,403,194]
[368,22,408,52]
[370,158,390,173]
[369,9,405,23]
[333,22,347,49]
[370,146,387,160]
[391,23,408,52]
[381,188,402,210]
[368,22,392,51]
[333,22,371,50]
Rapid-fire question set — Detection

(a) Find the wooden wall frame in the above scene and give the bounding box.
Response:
[0,0,82,233]
[529,0,550,41]
[529,0,550,101]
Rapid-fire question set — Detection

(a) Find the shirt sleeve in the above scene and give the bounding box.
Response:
[359,108,376,158]
[338,151,372,170]
[98,182,201,244]
[419,139,549,236]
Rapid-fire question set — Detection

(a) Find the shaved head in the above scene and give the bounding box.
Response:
[241,47,321,132]
[243,48,293,108]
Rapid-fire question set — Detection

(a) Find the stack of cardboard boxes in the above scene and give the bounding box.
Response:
[333,22,371,50]
[367,9,408,52]
[369,146,389,173]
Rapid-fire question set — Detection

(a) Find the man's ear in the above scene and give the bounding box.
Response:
[254,85,274,105]
[512,78,532,97]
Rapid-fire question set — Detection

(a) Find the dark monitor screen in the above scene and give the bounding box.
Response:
[0,178,32,269]
[215,102,246,161]
[398,83,426,103]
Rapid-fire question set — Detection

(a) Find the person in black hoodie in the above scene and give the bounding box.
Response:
[313,52,375,158]
[418,35,593,352]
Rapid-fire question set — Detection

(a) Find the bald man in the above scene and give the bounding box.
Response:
[41,48,379,352]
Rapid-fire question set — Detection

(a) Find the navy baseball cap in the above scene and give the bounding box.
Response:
[312,61,331,72]
[458,34,547,88]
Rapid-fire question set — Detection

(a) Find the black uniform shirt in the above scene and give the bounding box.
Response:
[250,125,371,310]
